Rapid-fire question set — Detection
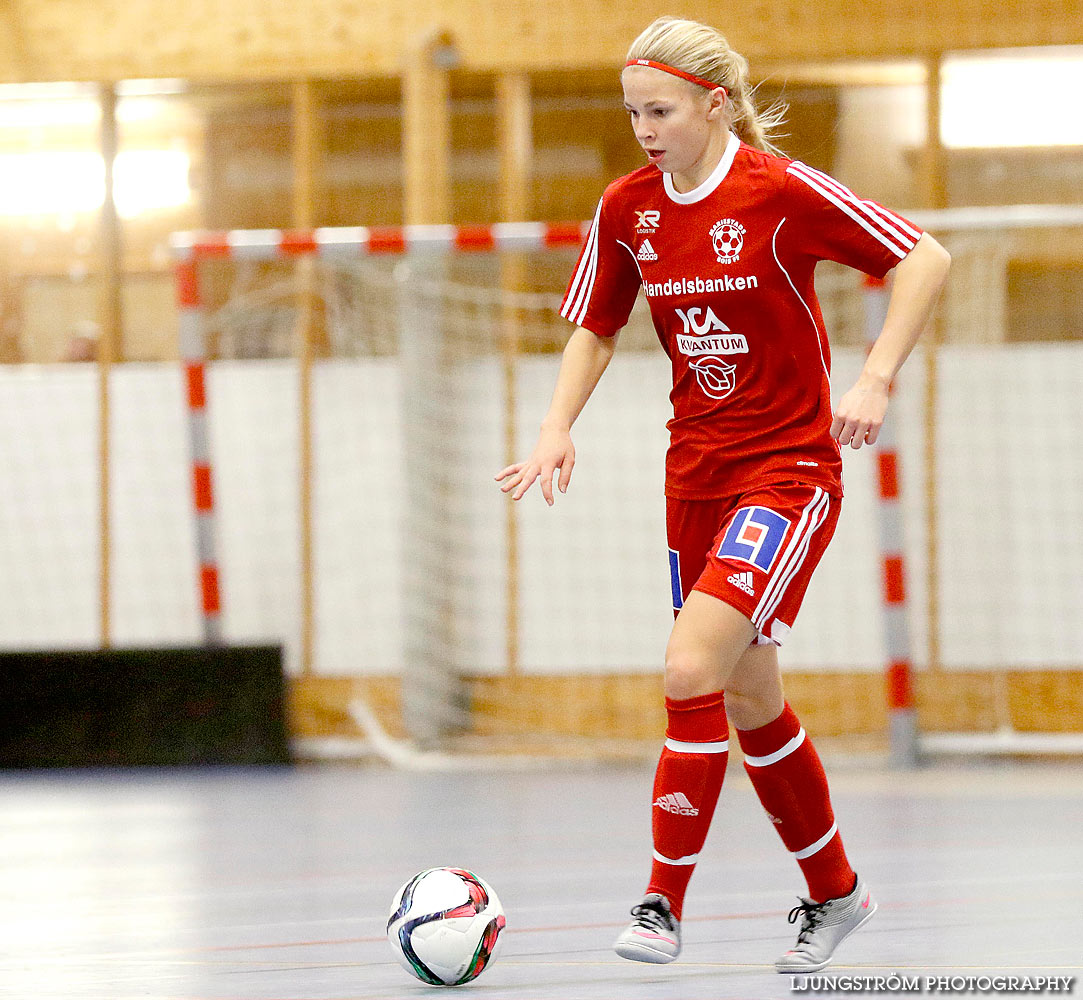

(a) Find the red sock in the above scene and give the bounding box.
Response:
[645,691,729,920]
[737,703,855,903]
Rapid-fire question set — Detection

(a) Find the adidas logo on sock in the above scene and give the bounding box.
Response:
[653,791,699,816]
[637,239,658,262]
[727,570,755,595]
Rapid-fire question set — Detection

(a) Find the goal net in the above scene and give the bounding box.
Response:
[167,209,1083,763]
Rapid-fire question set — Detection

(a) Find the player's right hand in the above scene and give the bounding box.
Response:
[493,426,575,506]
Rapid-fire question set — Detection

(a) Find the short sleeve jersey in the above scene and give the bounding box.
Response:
[559,132,923,501]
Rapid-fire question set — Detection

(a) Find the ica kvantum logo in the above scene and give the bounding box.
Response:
[674,306,744,400]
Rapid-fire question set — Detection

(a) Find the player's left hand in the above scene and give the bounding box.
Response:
[831,375,890,450]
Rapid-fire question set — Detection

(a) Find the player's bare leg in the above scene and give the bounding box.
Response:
[719,640,784,731]
[663,590,756,700]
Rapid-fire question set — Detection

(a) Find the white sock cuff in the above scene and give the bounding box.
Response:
[653,848,699,866]
[793,821,838,860]
[664,737,729,754]
[742,727,806,767]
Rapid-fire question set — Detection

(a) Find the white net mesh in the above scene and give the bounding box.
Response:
[2,211,1081,759]
[186,216,1083,756]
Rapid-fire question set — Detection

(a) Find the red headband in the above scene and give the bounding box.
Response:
[624,58,727,95]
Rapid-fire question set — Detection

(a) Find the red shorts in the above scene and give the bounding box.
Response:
[666,482,840,646]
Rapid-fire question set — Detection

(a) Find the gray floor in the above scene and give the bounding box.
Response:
[1,759,1081,999]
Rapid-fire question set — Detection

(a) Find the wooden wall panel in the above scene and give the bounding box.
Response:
[196,84,839,232]
[7,0,1083,84]
[290,669,1083,749]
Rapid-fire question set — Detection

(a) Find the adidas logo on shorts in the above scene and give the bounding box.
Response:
[653,791,699,816]
[727,570,755,595]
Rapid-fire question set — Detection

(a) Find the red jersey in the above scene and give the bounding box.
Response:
[560,133,922,500]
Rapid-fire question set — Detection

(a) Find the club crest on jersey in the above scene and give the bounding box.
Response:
[717,506,792,573]
[710,218,745,264]
[688,356,737,400]
[635,209,661,233]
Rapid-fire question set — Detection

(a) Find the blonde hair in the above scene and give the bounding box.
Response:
[626,16,787,156]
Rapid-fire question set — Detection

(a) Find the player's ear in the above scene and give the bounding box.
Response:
[706,87,727,120]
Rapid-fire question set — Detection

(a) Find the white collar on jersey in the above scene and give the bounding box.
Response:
[663,131,740,205]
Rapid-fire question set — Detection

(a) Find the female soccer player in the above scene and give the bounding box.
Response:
[495,16,950,974]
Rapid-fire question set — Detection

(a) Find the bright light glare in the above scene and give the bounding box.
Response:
[0,98,98,129]
[0,85,187,127]
[0,150,190,217]
[942,50,1083,148]
[115,150,191,216]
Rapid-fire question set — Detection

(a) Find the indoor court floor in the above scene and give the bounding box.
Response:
[1,757,1080,999]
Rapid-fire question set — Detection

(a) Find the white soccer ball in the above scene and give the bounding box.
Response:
[386,867,506,986]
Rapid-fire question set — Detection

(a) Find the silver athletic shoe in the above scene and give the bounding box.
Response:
[613,893,682,964]
[775,876,877,973]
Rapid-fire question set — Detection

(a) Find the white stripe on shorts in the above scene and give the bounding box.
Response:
[752,489,830,630]
[793,821,839,860]
[742,728,806,767]
[755,493,830,630]
[664,738,730,754]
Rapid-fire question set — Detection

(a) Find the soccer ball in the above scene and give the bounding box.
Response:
[386,867,506,986]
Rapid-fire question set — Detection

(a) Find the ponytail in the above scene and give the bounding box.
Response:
[626,16,787,156]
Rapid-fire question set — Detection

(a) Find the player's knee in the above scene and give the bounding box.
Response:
[723,680,783,730]
[663,643,718,700]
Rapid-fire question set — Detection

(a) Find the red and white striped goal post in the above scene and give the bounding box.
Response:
[862,275,918,766]
[175,255,221,645]
[171,222,590,648]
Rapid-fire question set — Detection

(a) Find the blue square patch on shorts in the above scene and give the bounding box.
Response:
[716,507,791,574]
